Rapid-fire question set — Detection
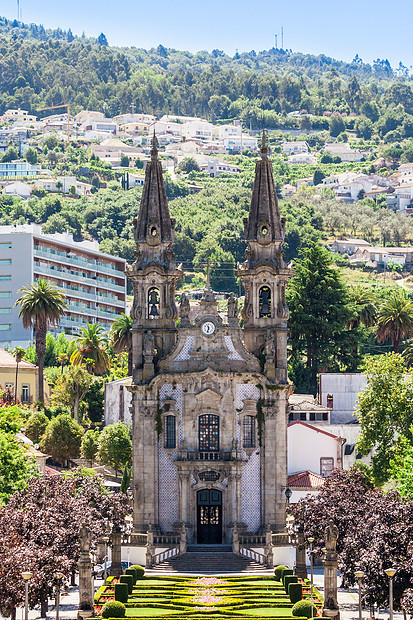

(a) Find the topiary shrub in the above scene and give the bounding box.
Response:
[102,601,126,619]
[119,574,133,594]
[274,564,288,581]
[281,568,294,582]
[289,582,303,604]
[114,583,128,603]
[292,599,317,618]
[130,564,145,579]
[284,574,298,593]
[125,568,136,584]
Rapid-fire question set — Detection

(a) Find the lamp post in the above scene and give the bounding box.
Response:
[285,487,292,505]
[21,572,32,620]
[55,572,64,620]
[307,537,315,619]
[102,536,110,582]
[385,568,396,620]
[354,570,364,620]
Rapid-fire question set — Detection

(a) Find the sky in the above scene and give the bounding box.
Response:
[2,0,413,68]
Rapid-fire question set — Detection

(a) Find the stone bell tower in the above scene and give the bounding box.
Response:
[237,131,292,384]
[126,133,182,384]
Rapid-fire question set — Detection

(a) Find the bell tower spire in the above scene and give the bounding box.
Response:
[127,130,183,383]
[237,130,292,383]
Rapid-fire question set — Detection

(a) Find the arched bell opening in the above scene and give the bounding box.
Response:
[259,286,272,318]
[148,287,160,319]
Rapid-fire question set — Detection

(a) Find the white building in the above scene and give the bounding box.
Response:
[331,238,371,256]
[0,224,127,347]
[2,181,32,199]
[319,373,367,423]
[200,160,241,177]
[323,143,366,162]
[181,121,214,142]
[287,153,317,165]
[216,124,242,140]
[222,135,258,152]
[3,108,37,124]
[80,117,118,136]
[281,141,309,155]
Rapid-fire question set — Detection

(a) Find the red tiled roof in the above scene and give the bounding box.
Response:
[288,420,342,440]
[288,471,325,489]
[44,466,61,476]
[0,348,37,369]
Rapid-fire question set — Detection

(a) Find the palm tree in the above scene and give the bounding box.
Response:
[15,280,67,403]
[12,346,25,404]
[71,323,110,375]
[348,285,377,329]
[376,290,413,353]
[110,313,133,375]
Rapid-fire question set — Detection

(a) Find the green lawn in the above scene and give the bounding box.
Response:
[95,574,323,620]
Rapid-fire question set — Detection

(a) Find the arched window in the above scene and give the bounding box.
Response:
[199,414,219,452]
[164,415,176,449]
[148,288,160,319]
[259,286,271,318]
[243,415,256,448]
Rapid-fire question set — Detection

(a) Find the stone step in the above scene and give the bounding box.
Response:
[186,544,233,553]
[150,551,269,573]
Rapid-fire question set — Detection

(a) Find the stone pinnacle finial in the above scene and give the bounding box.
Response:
[151,128,158,161]
[261,126,268,160]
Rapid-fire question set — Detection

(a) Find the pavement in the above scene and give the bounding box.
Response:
[6,570,403,620]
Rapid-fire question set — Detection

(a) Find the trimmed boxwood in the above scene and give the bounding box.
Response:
[130,564,145,579]
[274,564,288,581]
[125,568,137,584]
[120,574,134,594]
[114,583,129,603]
[101,601,126,619]
[281,568,294,582]
[292,599,317,618]
[284,574,298,593]
[289,582,303,604]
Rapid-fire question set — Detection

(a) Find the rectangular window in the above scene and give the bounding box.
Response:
[243,416,256,448]
[0,259,12,264]
[21,385,30,403]
[0,292,11,297]
[0,308,11,314]
[164,415,176,449]
[0,324,11,330]
[320,457,334,478]
[0,276,11,281]
[0,242,12,249]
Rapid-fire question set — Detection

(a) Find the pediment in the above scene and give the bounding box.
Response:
[195,388,223,409]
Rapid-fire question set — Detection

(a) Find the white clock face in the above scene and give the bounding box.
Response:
[201,321,216,336]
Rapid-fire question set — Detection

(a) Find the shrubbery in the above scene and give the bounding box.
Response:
[130,564,145,579]
[289,582,303,604]
[292,599,317,618]
[114,583,128,603]
[119,574,133,594]
[284,574,298,593]
[274,564,288,581]
[101,601,126,618]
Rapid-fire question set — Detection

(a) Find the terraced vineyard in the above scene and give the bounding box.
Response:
[95,574,324,619]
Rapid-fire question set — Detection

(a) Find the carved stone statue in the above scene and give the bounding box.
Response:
[265,332,275,357]
[227,293,239,324]
[179,293,190,326]
[79,524,92,554]
[324,519,339,552]
[143,330,155,360]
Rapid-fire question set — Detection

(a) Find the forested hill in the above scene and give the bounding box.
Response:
[0,15,411,123]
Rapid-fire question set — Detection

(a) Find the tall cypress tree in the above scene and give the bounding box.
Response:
[287,242,356,394]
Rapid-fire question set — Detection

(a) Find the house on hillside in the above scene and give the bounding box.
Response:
[331,238,371,255]
[323,143,367,162]
[352,245,413,267]
[281,141,309,155]
[0,348,50,403]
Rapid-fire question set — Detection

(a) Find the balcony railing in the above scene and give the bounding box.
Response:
[177,450,233,461]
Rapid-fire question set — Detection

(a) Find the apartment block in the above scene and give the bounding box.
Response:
[0,224,127,347]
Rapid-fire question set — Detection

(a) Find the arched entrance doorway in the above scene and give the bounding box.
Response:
[197,489,222,544]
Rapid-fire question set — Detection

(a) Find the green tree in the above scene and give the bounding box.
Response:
[2,146,19,163]
[12,346,25,404]
[40,413,84,466]
[51,365,92,423]
[81,428,100,466]
[71,323,110,375]
[178,157,201,173]
[376,289,413,353]
[388,430,413,498]
[25,410,49,443]
[287,242,354,393]
[0,432,38,504]
[120,464,132,494]
[120,155,130,167]
[356,353,413,484]
[25,147,38,164]
[329,116,345,137]
[110,314,133,375]
[97,422,132,475]
[15,280,68,403]
[313,170,325,186]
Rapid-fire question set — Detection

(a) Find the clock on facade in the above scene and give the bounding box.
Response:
[201,321,216,336]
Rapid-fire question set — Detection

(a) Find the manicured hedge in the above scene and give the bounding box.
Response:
[292,599,318,618]
[274,564,289,581]
[120,575,134,594]
[114,583,128,603]
[125,568,137,584]
[129,564,145,578]
[281,568,294,582]
[289,582,303,604]
[101,601,126,618]
[284,574,298,593]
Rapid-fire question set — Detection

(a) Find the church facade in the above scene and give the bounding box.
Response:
[127,133,292,548]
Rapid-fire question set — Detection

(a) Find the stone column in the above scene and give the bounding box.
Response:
[322,521,340,620]
[179,523,187,555]
[178,472,189,524]
[77,525,94,616]
[264,526,274,569]
[110,529,123,577]
[232,524,240,555]
[295,530,308,579]
[145,525,155,568]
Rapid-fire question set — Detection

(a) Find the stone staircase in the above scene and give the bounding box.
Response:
[150,545,270,573]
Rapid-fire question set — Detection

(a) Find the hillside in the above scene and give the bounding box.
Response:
[0,15,412,130]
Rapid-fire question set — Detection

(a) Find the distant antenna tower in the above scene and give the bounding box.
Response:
[275,34,278,49]
[281,26,284,49]
[17,0,19,20]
